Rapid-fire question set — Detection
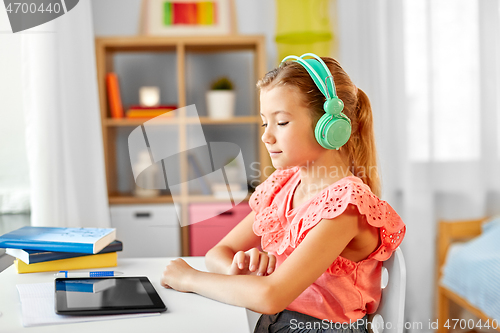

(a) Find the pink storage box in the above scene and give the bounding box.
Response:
[189,202,252,256]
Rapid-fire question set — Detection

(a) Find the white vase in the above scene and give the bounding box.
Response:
[206,90,235,119]
[133,151,160,198]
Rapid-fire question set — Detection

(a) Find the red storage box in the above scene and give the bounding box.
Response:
[189,202,252,256]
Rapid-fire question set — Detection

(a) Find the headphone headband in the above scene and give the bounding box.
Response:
[280,53,352,150]
[281,53,337,100]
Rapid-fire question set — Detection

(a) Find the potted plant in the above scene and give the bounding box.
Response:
[206,77,235,119]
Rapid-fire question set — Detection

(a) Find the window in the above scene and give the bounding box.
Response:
[404,0,480,162]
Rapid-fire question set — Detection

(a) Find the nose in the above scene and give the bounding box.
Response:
[261,126,276,145]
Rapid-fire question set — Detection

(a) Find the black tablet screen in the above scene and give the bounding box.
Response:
[55,276,166,315]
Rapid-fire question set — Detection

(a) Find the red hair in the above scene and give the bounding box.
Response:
[257,57,381,197]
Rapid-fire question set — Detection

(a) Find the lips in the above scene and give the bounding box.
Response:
[269,151,282,157]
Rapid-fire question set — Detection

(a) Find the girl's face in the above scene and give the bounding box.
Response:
[260,85,325,169]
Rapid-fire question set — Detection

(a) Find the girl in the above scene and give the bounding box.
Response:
[161,54,405,332]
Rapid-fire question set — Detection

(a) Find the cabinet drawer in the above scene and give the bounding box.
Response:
[110,204,181,258]
[189,202,252,256]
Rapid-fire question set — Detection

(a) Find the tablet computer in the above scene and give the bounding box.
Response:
[55,276,167,315]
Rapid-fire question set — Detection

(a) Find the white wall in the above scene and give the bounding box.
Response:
[0,7,30,213]
[90,0,278,70]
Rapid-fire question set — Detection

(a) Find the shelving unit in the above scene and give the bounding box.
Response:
[95,35,270,255]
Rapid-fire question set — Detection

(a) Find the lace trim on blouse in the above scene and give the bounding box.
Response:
[250,168,406,276]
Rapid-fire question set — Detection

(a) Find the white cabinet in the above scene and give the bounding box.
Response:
[110,204,181,258]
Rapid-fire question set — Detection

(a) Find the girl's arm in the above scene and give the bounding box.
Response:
[204,211,261,274]
[162,205,359,314]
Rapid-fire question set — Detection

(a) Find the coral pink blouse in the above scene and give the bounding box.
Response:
[249,167,405,323]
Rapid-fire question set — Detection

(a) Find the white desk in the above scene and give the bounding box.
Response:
[0,257,260,332]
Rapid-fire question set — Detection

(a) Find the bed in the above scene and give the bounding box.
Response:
[437,217,500,332]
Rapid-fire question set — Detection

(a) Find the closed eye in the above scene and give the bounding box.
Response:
[261,122,289,127]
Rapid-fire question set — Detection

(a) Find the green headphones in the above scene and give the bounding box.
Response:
[281,53,352,150]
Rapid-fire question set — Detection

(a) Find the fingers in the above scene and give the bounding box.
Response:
[161,259,188,289]
[256,253,268,276]
[256,252,276,275]
[229,248,277,276]
[228,251,247,275]
[161,269,172,289]
[248,248,260,272]
[267,253,276,275]
[161,281,172,289]
[232,251,246,270]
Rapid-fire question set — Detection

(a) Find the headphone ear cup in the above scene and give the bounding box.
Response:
[323,98,344,115]
[314,114,352,150]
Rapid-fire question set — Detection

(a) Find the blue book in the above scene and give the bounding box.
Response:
[6,240,123,264]
[0,227,116,254]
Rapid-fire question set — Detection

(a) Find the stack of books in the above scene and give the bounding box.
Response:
[126,105,177,119]
[0,226,122,274]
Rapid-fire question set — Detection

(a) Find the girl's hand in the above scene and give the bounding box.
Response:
[161,258,197,292]
[228,248,276,276]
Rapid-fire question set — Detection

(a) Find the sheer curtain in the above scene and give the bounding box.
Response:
[338,0,500,331]
[0,11,29,214]
[22,0,109,228]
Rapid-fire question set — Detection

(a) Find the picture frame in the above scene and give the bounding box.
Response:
[140,0,237,36]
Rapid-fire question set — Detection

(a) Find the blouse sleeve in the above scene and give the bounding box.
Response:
[293,178,405,261]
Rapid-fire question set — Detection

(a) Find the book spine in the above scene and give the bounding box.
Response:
[14,252,118,274]
[106,73,124,119]
[20,241,123,264]
[128,105,177,110]
[0,240,95,254]
[163,2,172,25]
[126,111,175,118]
[127,109,175,113]
[29,251,88,265]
